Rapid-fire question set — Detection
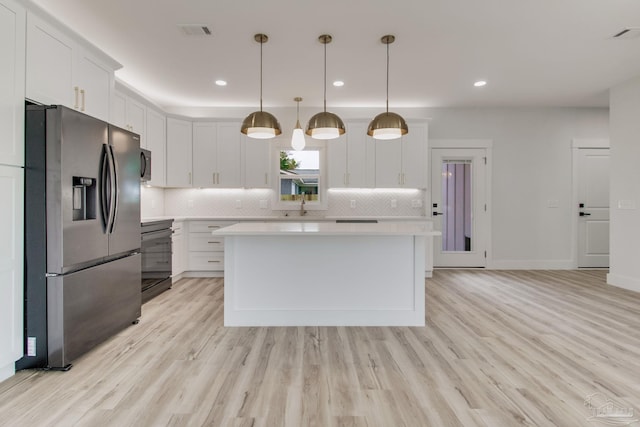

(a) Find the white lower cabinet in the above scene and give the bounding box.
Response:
[171,220,186,279]
[0,165,23,381]
[187,221,235,272]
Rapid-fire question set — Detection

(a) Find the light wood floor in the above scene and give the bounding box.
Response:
[1,270,639,426]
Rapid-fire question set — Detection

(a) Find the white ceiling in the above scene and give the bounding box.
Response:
[32,0,640,110]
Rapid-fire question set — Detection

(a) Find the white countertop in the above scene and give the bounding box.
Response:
[212,221,440,236]
[143,215,431,223]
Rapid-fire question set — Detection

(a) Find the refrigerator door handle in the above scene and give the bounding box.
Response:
[100,145,111,233]
[108,145,119,233]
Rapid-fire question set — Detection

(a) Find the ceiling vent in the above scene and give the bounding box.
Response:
[612,28,640,39]
[177,24,212,36]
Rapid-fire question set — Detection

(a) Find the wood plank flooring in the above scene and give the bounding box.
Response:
[1,270,639,426]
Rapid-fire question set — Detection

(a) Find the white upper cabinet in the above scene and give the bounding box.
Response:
[328,121,373,188]
[145,108,166,187]
[192,122,217,187]
[25,9,119,122]
[112,90,147,147]
[243,135,271,188]
[375,121,428,188]
[166,117,193,187]
[402,122,428,188]
[192,121,241,188]
[0,0,25,167]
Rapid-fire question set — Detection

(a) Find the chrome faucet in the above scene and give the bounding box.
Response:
[300,193,307,216]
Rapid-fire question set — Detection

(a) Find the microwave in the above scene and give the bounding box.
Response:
[140,148,151,182]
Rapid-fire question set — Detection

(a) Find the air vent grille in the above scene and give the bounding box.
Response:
[613,28,640,39]
[178,24,212,36]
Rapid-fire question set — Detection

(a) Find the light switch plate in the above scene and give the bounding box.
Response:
[235,200,242,209]
[350,200,356,209]
[259,200,268,209]
[391,199,397,208]
[618,200,636,210]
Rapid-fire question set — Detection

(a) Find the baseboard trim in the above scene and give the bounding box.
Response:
[183,271,224,278]
[607,273,640,293]
[489,259,574,270]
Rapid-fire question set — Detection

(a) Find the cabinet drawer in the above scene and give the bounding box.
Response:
[189,221,235,233]
[189,234,224,251]
[188,253,224,271]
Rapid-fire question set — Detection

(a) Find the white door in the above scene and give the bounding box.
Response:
[431,148,488,267]
[577,148,610,267]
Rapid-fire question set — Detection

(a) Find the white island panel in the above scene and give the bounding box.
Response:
[217,222,431,326]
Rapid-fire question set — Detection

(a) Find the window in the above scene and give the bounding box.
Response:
[274,145,326,211]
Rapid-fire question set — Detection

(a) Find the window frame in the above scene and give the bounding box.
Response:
[272,140,328,211]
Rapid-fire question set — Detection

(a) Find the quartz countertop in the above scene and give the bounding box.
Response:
[212,221,440,236]
[142,215,431,223]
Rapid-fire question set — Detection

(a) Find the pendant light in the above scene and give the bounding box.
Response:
[241,34,282,139]
[367,35,408,140]
[306,34,345,140]
[291,97,306,150]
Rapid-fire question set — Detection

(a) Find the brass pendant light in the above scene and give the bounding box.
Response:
[306,34,345,140]
[291,97,306,150]
[367,35,408,140]
[241,34,282,139]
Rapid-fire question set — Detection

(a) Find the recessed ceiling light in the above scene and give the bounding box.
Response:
[215,80,227,86]
[333,80,344,87]
[474,80,487,87]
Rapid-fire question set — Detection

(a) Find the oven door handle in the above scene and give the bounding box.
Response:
[141,228,173,242]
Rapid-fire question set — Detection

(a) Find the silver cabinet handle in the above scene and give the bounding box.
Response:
[207,260,221,263]
[207,226,221,229]
[208,241,221,244]
[264,173,268,185]
[80,89,85,111]
[74,86,79,109]
[188,172,192,185]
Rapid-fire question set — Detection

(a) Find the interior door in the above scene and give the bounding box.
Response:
[577,148,610,267]
[431,148,487,267]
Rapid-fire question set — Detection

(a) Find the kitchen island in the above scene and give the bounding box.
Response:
[213,222,438,326]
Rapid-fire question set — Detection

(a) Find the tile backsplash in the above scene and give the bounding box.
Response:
[142,187,427,218]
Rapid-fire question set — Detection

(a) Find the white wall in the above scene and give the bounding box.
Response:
[151,106,610,268]
[608,77,640,292]
[426,107,609,268]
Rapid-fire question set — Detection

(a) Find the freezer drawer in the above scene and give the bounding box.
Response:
[47,254,141,369]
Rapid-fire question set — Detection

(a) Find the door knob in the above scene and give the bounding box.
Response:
[579,212,591,217]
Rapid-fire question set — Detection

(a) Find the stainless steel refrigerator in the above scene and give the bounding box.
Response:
[17,105,141,370]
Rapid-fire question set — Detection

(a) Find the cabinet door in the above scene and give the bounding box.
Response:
[192,122,217,187]
[402,122,428,188]
[243,135,271,188]
[26,12,74,107]
[75,50,112,122]
[0,0,25,167]
[146,108,166,187]
[126,97,146,147]
[375,139,402,187]
[172,230,185,277]
[346,122,369,188]
[216,122,242,187]
[327,134,347,188]
[0,165,24,372]
[166,118,193,187]
[111,91,126,129]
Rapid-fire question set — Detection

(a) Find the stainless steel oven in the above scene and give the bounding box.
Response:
[141,219,173,303]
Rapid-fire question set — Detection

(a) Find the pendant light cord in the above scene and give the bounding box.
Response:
[323,40,327,113]
[260,39,263,112]
[386,40,389,114]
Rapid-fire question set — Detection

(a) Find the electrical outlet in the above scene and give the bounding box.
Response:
[151,199,156,209]
[411,199,423,208]
[187,199,194,208]
[259,199,268,209]
[391,199,397,208]
[350,200,356,209]
[27,337,36,356]
[235,200,242,209]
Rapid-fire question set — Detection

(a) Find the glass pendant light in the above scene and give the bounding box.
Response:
[241,34,282,139]
[291,97,306,150]
[367,35,408,140]
[306,34,345,140]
